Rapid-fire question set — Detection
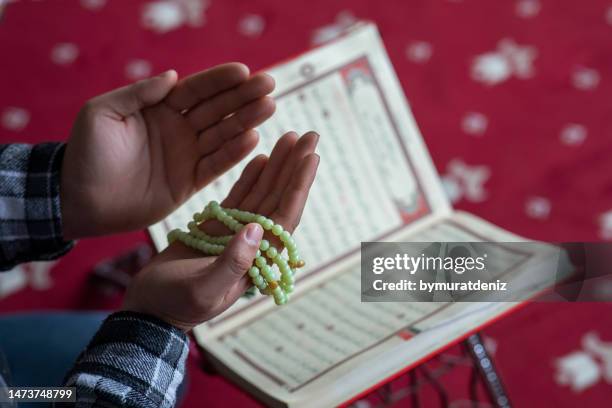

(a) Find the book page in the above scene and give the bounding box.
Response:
[198,215,556,407]
[148,23,450,281]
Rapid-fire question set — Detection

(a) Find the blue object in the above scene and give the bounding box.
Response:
[0,311,107,408]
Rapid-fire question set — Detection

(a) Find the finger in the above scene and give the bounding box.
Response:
[199,223,263,290]
[197,155,268,237]
[198,97,275,156]
[195,129,259,188]
[222,154,268,208]
[150,239,215,266]
[94,70,178,118]
[273,153,320,232]
[186,73,275,131]
[259,131,319,215]
[165,63,249,113]
[240,131,299,212]
[220,276,256,307]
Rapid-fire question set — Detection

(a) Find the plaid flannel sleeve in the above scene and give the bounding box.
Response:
[61,311,189,408]
[0,143,74,270]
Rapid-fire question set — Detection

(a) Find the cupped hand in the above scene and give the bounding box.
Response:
[61,63,276,239]
[122,131,320,331]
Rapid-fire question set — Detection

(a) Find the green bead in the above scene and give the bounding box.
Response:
[260,265,274,281]
[266,247,278,259]
[278,261,290,274]
[272,224,283,236]
[278,231,291,246]
[259,240,269,251]
[286,240,296,252]
[256,215,266,224]
[262,218,273,230]
[209,205,218,215]
[248,266,260,278]
[254,275,265,288]
[255,256,267,269]
[281,273,294,285]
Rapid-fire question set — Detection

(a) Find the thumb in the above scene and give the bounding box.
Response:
[203,223,263,289]
[96,69,178,118]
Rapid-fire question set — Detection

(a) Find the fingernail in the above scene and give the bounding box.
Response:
[159,69,177,79]
[263,73,276,88]
[245,223,263,246]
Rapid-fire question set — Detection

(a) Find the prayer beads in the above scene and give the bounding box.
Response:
[167,201,304,305]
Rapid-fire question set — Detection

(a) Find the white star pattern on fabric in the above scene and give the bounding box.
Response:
[555,332,612,392]
[0,261,56,299]
[238,14,265,38]
[80,0,106,10]
[515,0,541,18]
[572,67,600,90]
[525,196,551,219]
[51,43,79,65]
[142,0,210,33]
[606,6,612,26]
[125,59,153,80]
[560,124,587,146]
[405,41,433,63]
[461,112,488,136]
[311,11,357,45]
[471,38,537,85]
[441,159,490,203]
[1,107,30,131]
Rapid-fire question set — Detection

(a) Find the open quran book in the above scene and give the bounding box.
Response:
[149,23,563,408]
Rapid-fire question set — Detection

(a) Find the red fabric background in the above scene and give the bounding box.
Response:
[1,0,611,406]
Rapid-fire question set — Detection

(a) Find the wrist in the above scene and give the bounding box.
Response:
[121,302,195,333]
[122,276,197,333]
[59,142,101,240]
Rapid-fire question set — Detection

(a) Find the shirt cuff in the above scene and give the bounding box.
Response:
[63,311,189,408]
[0,142,74,270]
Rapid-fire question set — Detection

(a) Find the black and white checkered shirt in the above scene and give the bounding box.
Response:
[0,143,73,270]
[61,311,189,408]
[0,143,188,407]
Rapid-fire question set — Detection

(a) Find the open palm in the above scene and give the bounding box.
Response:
[61,64,275,239]
[125,132,320,329]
